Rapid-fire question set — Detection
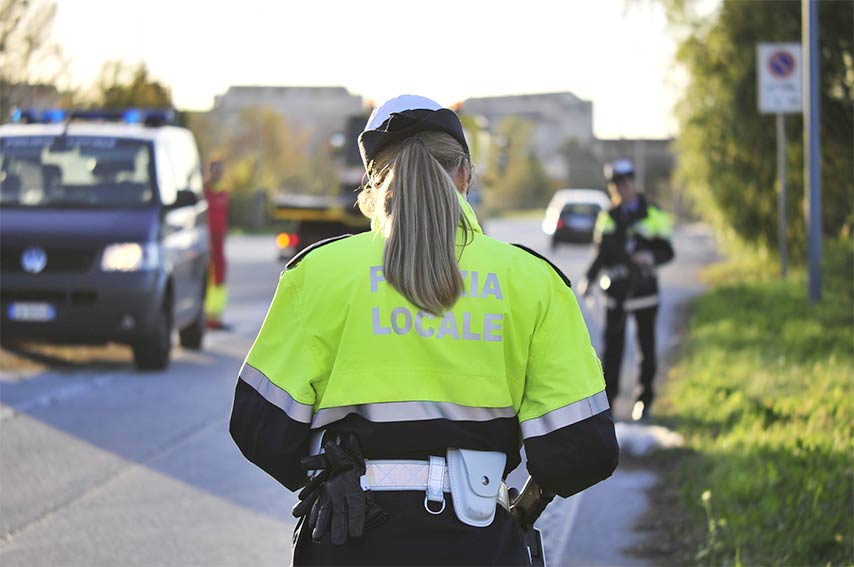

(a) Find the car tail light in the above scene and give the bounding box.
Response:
[556,218,565,229]
[276,233,300,249]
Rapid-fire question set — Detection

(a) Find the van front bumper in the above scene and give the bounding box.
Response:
[0,271,164,344]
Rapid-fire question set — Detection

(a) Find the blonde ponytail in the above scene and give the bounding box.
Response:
[358,131,471,315]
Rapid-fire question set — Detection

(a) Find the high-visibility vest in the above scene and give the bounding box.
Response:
[589,195,674,307]
[243,194,606,436]
[594,201,672,241]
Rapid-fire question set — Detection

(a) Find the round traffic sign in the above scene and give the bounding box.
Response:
[768,51,797,78]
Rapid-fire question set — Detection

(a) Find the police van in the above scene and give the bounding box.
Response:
[0,109,210,370]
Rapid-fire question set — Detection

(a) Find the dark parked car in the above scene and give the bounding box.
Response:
[0,109,209,370]
[542,189,611,247]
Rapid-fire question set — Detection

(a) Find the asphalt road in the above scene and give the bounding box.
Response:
[0,219,716,566]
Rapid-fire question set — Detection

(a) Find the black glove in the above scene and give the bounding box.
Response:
[509,478,555,531]
[292,433,387,545]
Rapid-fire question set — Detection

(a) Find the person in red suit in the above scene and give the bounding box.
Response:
[204,159,229,329]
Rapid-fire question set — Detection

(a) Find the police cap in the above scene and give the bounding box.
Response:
[358,94,470,170]
[604,159,635,183]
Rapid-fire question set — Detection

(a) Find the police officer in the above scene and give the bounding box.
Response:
[230,95,619,565]
[580,159,675,421]
[203,159,229,329]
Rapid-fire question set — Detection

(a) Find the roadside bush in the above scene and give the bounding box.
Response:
[659,239,853,566]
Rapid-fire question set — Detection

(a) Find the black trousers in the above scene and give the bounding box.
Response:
[602,303,658,407]
[292,491,530,566]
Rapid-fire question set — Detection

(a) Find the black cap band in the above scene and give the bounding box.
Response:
[358,108,469,169]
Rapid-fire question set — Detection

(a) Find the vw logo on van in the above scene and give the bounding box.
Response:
[21,247,47,274]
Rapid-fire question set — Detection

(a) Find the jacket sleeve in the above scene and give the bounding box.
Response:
[646,206,675,266]
[585,247,605,284]
[229,264,323,491]
[585,210,614,283]
[519,266,619,498]
[650,237,674,266]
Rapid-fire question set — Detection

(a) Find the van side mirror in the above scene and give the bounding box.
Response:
[173,189,198,208]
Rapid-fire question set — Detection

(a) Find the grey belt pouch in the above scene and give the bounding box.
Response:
[447,448,507,527]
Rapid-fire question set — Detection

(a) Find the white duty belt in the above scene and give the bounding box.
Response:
[309,432,510,527]
[362,457,511,516]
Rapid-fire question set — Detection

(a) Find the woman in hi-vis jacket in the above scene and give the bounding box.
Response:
[230,95,619,565]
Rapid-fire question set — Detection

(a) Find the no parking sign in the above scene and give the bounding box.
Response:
[757,43,803,114]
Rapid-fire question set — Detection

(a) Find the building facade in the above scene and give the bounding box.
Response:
[210,86,364,151]
[460,92,595,180]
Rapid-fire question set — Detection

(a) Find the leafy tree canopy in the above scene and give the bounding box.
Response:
[93,61,172,109]
[190,105,336,197]
[665,0,853,252]
[0,0,66,120]
[484,116,554,211]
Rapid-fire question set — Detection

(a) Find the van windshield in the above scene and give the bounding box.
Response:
[0,136,155,209]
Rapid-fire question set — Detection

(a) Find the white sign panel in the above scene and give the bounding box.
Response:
[757,43,803,114]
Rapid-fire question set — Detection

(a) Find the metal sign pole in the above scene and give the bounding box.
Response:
[776,113,787,278]
[757,42,802,281]
[803,0,822,302]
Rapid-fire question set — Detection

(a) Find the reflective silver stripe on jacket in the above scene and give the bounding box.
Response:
[606,264,657,281]
[240,363,314,424]
[606,265,630,280]
[520,390,610,439]
[312,401,516,429]
[623,295,660,311]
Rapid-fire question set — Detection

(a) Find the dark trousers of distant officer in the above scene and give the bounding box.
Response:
[602,304,657,407]
[292,491,529,566]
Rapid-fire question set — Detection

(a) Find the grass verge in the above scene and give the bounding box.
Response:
[656,239,853,566]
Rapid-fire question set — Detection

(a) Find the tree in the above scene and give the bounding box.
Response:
[220,105,335,196]
[0,0,66,121]
[93,61,172,109]
[187,105,339,228]
[485,116,554,211]
[666,0,853,252]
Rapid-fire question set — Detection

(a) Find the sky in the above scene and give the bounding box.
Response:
[50,0,702,139]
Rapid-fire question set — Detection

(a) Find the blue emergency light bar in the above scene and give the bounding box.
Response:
[10,108,175,126]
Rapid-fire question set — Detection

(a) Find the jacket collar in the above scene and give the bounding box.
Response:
[610,193,649,224]
[458,191,483,234]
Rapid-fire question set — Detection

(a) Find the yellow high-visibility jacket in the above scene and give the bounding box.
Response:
[230,194,618,497]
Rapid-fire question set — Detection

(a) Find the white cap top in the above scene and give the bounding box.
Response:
[611,159,634,176]
[364,94,443,133]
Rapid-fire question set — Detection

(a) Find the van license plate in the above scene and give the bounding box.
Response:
[8,303,55,321]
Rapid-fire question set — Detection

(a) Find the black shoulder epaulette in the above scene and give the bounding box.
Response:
[285,234,352,270]
[511,244,572,289]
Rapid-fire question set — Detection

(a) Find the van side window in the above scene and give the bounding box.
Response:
[155,141,178,206]
[181,135,203,196]
[166,134,203,198]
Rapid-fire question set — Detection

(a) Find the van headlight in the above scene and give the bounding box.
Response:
[101,243,159,271]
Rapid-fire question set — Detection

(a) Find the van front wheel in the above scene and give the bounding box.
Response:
[179,304,205,350]
[133,305,172,371]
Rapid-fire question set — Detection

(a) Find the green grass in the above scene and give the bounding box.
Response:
[658,239,854,566]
